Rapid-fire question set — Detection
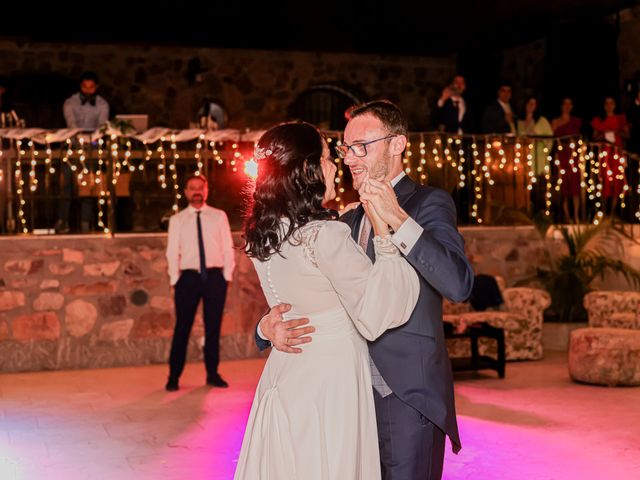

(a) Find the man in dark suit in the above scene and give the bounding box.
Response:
[434,74,473,134]
[256,100,474,479]
[482,80,517,134]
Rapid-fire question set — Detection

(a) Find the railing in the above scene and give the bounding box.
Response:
[0,128,638,235]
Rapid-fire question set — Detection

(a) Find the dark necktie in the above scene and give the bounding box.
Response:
[358,214,375,262]
[196,211,208,280]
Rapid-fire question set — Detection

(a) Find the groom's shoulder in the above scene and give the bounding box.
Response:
[338,205,359,225]
[413,182,451,203]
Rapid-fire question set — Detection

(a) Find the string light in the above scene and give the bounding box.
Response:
[1,130,639,233]
[456,138,466,189]
[470,139,482,223]
[194,134,204,175]
[404,140,412,175]
[15,140,27,233]
[418,134,427,184]
[332,135,345,210]
[28,141,38,193]
[158,137,167,189]
[170,134,180,212]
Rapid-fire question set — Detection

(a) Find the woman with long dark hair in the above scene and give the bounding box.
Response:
[235,122,419,479]
[517,96,553,176]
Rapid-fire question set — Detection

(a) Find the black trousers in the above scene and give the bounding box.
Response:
[168,268,228,380]
[374,390,446,480]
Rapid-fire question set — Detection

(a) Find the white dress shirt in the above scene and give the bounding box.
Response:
[166,204,236,285]
[63,93,110,129]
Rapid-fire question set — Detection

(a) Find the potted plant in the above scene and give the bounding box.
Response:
[516,215,640,323]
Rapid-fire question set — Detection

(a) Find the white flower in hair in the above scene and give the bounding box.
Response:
[254,145,273,160]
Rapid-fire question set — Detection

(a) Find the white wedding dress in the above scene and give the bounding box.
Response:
[234,220,419,480]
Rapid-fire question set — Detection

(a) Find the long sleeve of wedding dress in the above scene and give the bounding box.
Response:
[313,221,419,340]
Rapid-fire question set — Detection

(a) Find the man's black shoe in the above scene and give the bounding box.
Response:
[165,379,179,391]
[207,374,229,388]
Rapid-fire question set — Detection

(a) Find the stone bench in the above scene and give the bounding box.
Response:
[568,327,640,386]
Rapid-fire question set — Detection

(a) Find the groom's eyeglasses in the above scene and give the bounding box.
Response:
[334,134,397,159]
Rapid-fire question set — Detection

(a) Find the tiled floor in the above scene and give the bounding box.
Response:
[1,351,639,479]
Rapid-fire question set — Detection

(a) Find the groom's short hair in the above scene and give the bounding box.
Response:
[347,100,408,136]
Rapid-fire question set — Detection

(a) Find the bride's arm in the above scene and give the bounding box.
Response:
[314,222,419,340]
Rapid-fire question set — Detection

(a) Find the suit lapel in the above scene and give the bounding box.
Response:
[394,175,418,210]
[341,206,365,243]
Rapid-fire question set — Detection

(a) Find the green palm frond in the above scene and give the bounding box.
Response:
[516,216,639,322]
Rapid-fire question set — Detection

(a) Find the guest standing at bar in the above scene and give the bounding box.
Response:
[482,80,517,134]
[165,174,235,391]
[434,74,473,134]
[591,96,629,217]
[58,71,110,233]
[63,71,109,129]
[552,97,584,224]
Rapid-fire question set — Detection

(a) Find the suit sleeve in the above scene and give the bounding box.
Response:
[402,189,474,303]
[255,320,272,351]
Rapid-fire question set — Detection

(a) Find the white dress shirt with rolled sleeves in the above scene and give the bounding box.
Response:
[166,204,236,286]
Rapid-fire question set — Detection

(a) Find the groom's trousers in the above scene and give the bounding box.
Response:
[374,390,446,480]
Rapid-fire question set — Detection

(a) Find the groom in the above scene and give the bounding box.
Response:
[256,100,474,479]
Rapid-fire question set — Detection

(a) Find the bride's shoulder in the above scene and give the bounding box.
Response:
[298,219,349,242]
[313,219,351,239]
[297,220,350,267]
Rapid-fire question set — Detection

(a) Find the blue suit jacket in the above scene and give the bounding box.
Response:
[255,175,474,452]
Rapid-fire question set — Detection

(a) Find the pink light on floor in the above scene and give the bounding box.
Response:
[1,353,639,479]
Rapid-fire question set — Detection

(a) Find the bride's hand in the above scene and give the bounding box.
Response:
[361,181,389,237]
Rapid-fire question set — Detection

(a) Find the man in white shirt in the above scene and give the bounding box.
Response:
[165,174,235,391]
[63,71,109,130]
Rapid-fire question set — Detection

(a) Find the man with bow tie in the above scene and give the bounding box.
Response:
[57,71,110,233]
[63,71,109,129]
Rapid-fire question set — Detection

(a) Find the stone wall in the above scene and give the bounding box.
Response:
[500,39,546,110]
[0,40,455,130]
[619,6,640,90]
[1,225,638,373]
[0,232,268,373]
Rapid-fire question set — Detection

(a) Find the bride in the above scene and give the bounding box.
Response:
[235,122,419,479]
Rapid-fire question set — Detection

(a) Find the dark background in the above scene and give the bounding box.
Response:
[2,1,637,123]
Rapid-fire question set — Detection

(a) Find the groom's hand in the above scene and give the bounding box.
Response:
[359,179,408,232]
[259,304,315,354]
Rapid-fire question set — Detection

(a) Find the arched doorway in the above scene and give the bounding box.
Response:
[287,84,364,131]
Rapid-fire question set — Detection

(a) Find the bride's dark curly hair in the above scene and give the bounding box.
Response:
[244,122,337,261]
